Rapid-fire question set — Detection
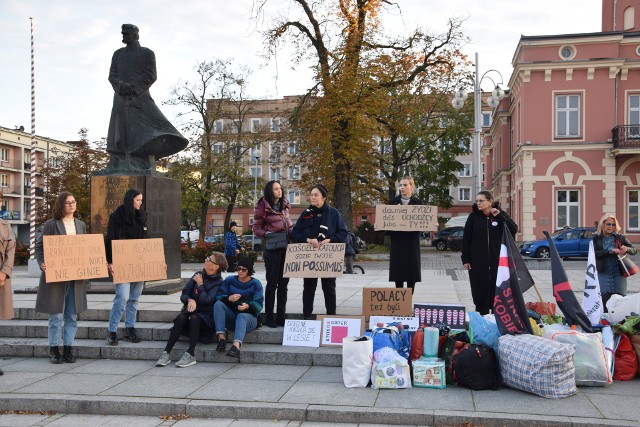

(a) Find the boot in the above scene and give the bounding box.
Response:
[276,309,287,327]
[62,346,76,363]
[49,346,62,364]
[124,327,141,343]
[265,313,277,328]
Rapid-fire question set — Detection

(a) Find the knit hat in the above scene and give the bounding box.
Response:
[229,221,237,228]
[236,257,254,275]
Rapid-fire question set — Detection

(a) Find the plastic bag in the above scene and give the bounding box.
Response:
[468,311,500,351]
[613,334,639,381]
[365,324,410,360]
[371,347,411,389]
[607,294,640,324]
[549,331,612,386]
[342,336,373,388]
[409,328,424,363]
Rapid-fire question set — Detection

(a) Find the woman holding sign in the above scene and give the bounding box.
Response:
[106,189,147,346]
[0,190,16,373]
[388,177,422,293]
[292,184,348,319]
[35,192,88,364]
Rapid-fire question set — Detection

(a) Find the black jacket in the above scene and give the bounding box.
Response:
[292,203,348,244]
[180,271,223,329]
[387,195,423,282]
[105,204,148,263]
[592,233,637,273]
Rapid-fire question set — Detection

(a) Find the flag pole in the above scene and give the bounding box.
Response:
[531,283,552,317]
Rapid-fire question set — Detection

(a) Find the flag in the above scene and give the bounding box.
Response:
[505,225,535,293]
[582,240,603,326]
[493,224,533,335]
[544,231,593,332]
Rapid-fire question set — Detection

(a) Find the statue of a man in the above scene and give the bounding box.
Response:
[105,24,187,174]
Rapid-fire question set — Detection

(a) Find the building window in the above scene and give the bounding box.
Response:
[250,166,262,178]
[287,190,300,204]
[458,163,471,177]
[556,189,579,228]
[458,187,471,202]
[481,112,492,127]
[0,148,8,162]
[360,215,368,222]
[629,95,640,136]
[558,45,576,60]
[214,119,224,134]
[0,174,7,188]
[287,142,299,155]
[629,190,640,230]
[270,167,281,181]
[287,166,300,180]
[624,7,635,31]
[231,120,241,133]
[271,118,281,132]
[269,142,282,163]
[212,143,224,155]
[556,94,580,138]
[251,118,261,133]
[250,146,262,162]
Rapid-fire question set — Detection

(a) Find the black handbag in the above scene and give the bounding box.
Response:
[264,232,288,250]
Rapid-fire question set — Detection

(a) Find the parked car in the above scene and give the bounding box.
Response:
[520,227,596,259]
[204,234,225,244]
[432,226,464,251]
[240,235,262,251]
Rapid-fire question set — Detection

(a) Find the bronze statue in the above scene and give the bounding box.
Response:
[105,24,187,174]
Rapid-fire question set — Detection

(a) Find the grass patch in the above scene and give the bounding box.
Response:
[361,244,389,254]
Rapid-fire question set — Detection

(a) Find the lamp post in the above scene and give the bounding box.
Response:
[452,52,506,197]
[252,149,261,251]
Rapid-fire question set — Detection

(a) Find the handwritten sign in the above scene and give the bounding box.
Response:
[111,238,167,283]
[317,315,365,347]
[373,204,438,231]
[413,303,466,328]
[369,316,420,332]
[43,234,107,283]
[283,243,345,278]
[362,288,413,316]
[282,320,321,347]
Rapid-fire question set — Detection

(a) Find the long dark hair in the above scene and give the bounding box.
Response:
[52,191,74,220]
[122,188,143,225]
[263,180,282,205]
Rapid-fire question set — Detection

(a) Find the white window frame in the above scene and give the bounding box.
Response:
[287,166,301,180]
[214,119,224,134]
[251,118,261,133]
[458,187,471,202]
[555,94,580,138]
[250,166,262,178]
[212,143,224,155]
[270,167,281,181]
[458,163,471,177]
[287,142,299,155]
[269,142,282,163]
[287,190,301,204]
[250,146,262,162]
[271,118,281,132]
[231,120,241,133]
[0,148,8,162]
[629,94,640,137]
[481,112,492,127]
[628,189,640,230]
[556,189,580,228]
[0,174,8,188]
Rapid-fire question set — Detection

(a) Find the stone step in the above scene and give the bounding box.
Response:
[0,319,284,344]
[0,337,341,367]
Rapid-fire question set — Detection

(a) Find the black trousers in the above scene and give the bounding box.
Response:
[302,277,336,316]
[225,255,237,273]
[263,248,289,320]
[165,313,212,356]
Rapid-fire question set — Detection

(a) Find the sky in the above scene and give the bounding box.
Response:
[0,0,602,143]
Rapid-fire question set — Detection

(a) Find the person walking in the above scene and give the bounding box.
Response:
[292,184,348,319]
[156,252,227,368]
[461,190,518,315]
[224,221,241,273]
[388,177,422,293]
[214,257,264,358]
[253,180,293,327]
[35,192,88,364]
[106,189,148,346]
[593,214,637,311]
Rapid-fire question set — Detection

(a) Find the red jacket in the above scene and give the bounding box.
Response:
[253,197,293,238]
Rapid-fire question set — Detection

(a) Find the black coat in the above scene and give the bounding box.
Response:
[105,204,148,263]
[388,195,422,282]
[593,233,637,273]
[179,271,223,330]
[461,202,517,314]
[292,203,348,244]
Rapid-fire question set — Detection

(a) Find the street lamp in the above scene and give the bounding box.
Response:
[452,52,507,197]
[252,149,261,251]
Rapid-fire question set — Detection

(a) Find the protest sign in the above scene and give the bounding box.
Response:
[43,234,107,283]
[282,320,321,347]
[373,204,438,231]
[283,243,345,278]
[363,287,413,316]
[413,303,466,328]
[368,316,419,332]
[317,315,365,346]
[111,238,167,283]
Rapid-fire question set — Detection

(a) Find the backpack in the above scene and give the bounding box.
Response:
[449,343,500,390]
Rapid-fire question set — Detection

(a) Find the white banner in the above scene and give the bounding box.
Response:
[582,240,603,326]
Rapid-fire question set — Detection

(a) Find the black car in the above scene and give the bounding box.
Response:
[432,226,464,251]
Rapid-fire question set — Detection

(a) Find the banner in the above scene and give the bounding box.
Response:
[544,231,593,332]
[283,243,345,278]
[362,288,413,316]
[111,238,167,283]
[43,234,108,283]
[373,204,438,231]
[493,225,533,335]
[582,240,603,326]
[317,315,365,346]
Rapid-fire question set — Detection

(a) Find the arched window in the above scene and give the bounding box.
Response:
[624,6,635,31]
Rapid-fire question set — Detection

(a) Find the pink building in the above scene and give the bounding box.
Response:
[486,0,640,242]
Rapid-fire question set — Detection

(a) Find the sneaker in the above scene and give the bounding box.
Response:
[107,332,118,346]
[176,351,196,368]
[156,351,172,367]
[226,345,240,358]
[124,327,141,343]
[216,338,226,352]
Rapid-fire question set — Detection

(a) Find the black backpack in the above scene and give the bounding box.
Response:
[449,343,500,390]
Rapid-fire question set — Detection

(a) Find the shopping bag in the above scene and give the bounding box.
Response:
[370,347,411,389]
[549,331,612,386]
[613,334,638,381]
[617,254,639,277]
[342,336,373,388]
[468,311,500,352]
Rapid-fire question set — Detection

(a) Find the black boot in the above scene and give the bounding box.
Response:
[265,313,277,328]
[49,346,62,364]
[62,346,76,363]
[276,311,287,327]
[124,327,141,343]
[107,331,118,346]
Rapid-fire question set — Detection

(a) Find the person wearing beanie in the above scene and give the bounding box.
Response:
[224,221,241,272]
[213,257,264,358]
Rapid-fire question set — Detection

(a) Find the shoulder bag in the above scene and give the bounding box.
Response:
[265,232,288,250]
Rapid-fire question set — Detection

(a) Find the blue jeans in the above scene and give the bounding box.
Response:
[213,300,257,345]
[108,282,144,332]
[48,283,77,346]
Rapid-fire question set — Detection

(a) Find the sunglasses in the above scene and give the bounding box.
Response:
[605,223,616,227]
[205,257,218,264]
[236,266,249,272]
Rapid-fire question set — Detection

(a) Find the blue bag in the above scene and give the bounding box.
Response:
[468,311,501,352]
[365,323,411,360]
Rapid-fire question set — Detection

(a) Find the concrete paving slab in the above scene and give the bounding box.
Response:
[0,371,55,393]
[186,400,307,423]
[580,379,640,395]
[65,358,155,376]
[173,418,237,427]
[280,382,378,406]
[298,366,343,383]
[375,385,474,412]
[434,410,572,427]
[141,361,233,378]
[187,378,294,402]
[16,372,131,395]
[0,413,51,426]
[585,392,640,421]
[305,405,432,426]
[103,374,212,399]
[0,356,94,373]
[42,413,118,426]
[101,414,166,426]
[219,363,308,381]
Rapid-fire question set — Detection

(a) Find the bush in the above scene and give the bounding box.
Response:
[14,241,30,266]
[181,243,258,264]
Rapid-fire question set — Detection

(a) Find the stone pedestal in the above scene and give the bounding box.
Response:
[91,175,181,280]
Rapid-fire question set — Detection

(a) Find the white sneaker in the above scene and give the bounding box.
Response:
[175,351,196,368]
[156,351,171,367]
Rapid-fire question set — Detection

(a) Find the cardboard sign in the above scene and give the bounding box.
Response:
[368,316,420,332]
[111,238,167,283]
[283,243,345,278]
[373,204,438,231]
[43,234,108,283]
[282,320,321,347]
[363,288,413,316]
[317,315,365,346]
[413,303,466,328]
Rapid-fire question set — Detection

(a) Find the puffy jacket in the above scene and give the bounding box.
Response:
[253,196,293,238]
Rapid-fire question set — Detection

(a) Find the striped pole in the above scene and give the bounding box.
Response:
[29,17,36,259]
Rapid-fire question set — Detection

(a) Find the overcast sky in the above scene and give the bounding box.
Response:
[1,0,602,143]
